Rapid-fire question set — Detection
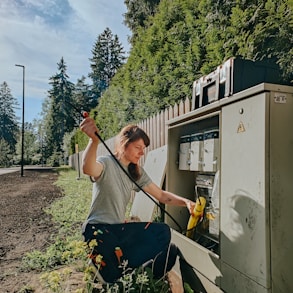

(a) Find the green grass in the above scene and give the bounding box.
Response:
[22,169,92,272]
[48,169,92,233]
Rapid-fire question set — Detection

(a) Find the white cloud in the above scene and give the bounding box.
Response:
[0,0,130,122]
[68,0,122,30]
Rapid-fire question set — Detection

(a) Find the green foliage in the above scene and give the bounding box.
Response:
[71,128,90,155]
[74,75,97,114]
[0,81,19,153]
[21,169,92,272]
[98,265,170,293]
[22,236,88,272]
[41,41,127,163]
[89,27,126,101]
[94,84,133,138]
[14,122,41,165]
[184,282,194,293]
[38,0,292,151]
[47,169,92,231]
[92,0,292,139]
[42,57,76,162]
[22,237,65,271]
[47,173,92,232]
[24,0,292,157]
[40,268,75,293]
[0,138,14,167]
[46,149,63,167]
[124,0,161,43]
[62,130,75,158]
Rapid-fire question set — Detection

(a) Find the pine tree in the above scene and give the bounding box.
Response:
[73,76,95,115]
[89,27,126,103]
[43,57,75,165]
[0,139,13,167]
[0,82,19,153]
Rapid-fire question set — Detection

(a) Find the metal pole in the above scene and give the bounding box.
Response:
[76,148,81,180]
[15,64,25,177]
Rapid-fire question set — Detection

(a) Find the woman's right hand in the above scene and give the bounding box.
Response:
[80,117,99,142]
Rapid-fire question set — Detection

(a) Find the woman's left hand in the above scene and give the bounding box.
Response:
[186,199,196,215]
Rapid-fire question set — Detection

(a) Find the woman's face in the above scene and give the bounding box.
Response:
[123,138,146,164]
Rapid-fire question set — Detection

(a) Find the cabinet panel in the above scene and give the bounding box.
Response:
[269,91,293,292]
[221,263,269,293]
[221,93,270,288]
[171,230,222,289]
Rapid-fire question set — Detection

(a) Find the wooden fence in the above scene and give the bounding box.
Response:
[69,96,192,171]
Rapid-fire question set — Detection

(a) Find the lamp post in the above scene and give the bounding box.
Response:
[15,64,25,177]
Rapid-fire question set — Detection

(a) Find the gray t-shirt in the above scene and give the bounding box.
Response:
[85,155,152,225]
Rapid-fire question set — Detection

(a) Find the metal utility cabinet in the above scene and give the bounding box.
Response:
[165,83,293,293]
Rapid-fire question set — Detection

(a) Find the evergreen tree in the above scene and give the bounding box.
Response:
[34,118,46,166]
[0,82,19,153]
[89,27,126,103]
[95,83,132,138]
[124,0,161,43]
[43,57,75,165]
[73,76,95,116]
[14,122,40,165]
[70,76,95,156]
[0,139,13,167]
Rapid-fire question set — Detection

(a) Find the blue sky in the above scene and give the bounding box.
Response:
[0,0,131,123]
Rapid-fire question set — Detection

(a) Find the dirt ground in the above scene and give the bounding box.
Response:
[0,168,63,293]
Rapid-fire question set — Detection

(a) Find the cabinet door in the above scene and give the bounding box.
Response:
[269,90,293,293]
[220,93,270,290]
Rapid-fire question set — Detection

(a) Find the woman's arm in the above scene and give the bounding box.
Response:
[80,117,103,178]
[143,182,195,214]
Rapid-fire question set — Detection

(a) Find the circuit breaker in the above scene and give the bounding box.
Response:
[189,132,203,171]
[179,135,191,170]
[202,129,219,172]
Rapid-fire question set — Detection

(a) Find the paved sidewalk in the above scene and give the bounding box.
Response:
[0,167,19,175]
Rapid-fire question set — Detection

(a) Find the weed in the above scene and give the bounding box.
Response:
[83,260,170,293]
[17,285,35,293]
[40,268,73,293]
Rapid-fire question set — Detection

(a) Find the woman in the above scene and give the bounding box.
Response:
[80,116,195,283]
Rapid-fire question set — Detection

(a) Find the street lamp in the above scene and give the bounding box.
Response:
[15,64,25,177]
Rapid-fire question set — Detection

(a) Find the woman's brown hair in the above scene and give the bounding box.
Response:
[115,125,150,181]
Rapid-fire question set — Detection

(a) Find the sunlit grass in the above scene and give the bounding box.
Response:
[21,169,92,285]
[47,168,92,233]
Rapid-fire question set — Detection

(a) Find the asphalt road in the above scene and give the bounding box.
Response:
[0,167,20,175]
[0,166,53,176]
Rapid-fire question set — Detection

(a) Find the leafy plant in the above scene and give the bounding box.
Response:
[40,268,73,293]
[84,260,170,293]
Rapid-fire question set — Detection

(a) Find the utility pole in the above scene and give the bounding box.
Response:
[15,64,25,177]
